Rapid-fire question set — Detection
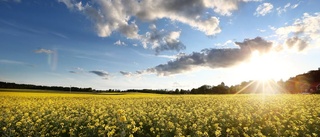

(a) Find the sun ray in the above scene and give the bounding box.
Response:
[235,80,256,94]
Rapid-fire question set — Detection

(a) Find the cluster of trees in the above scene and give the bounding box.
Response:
[0,82,93,92]
[283,69,320,94]
[1,68,320,94]
[190,82,228,94]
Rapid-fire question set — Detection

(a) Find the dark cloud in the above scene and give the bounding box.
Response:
[145,37,273,76]
[69,67,85,74]
[285,37,308,51]
[135,71,143,75]
[235,37,272,53]
[119,71,133,76]
[89,70,109,78]
[69,71,77,73]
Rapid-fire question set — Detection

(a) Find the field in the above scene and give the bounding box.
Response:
[1,90,320,137]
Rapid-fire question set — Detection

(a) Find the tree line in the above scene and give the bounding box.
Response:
[1,68,320,94]
[0,82,93,92]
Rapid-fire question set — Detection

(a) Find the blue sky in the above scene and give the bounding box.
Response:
[1,0,319,90]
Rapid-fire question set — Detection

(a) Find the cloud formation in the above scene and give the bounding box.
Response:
[89,70,109,79]
[285,37,308,51]
[276,12,320,51]
[114,40,127,46]
[254,3,273,16]
[69,67,85,74]
[58,0,261,53]
[203,0,262,16]
[141,26,186,54]
[141,37,272,76]
[119,71,133,77]
[34,48,53,54]
[34,48,58,70]
[276,3,298,15]
[69,68,111,79]
[122,12,320,77]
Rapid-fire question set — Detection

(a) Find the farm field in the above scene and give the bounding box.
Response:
[1,90,320,137]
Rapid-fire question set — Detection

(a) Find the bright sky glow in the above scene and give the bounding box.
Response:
[0,0,319,90]
[243,51,291,81]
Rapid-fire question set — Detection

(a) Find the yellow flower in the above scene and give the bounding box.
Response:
[117,109,124,115]
[36,119,42,123]
[243,127,249,132]
[226,128,231,133]
[16,122,22,127]
[150,127,154,132]
[119,116,127,122]
[215,130,221,137]
[2,127,7,131]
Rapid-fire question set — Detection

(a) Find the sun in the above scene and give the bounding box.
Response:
[245,50,290,81]
[233,50,293,94]
[247,51,283,81]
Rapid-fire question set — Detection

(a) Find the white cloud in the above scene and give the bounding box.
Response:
[58,0,261,53]
[58,0,73,9]
[34,48,58,70]
[254,3,273,17]
[257,29,266,32]
[34,48,54,54]
[204,0,262,16]
[268,25,276,30]
[276,13,320,39]
[276,12,320,51]
[214,40,235,47]
[141,26,186,54]
[291,3,299,9]
[114,40,126,46]
[276,3,291,15]
[276,2,299,16]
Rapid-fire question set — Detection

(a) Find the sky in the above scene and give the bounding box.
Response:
[0,0,320,90]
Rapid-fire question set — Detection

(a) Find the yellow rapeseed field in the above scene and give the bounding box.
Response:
[1,91,320,137]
